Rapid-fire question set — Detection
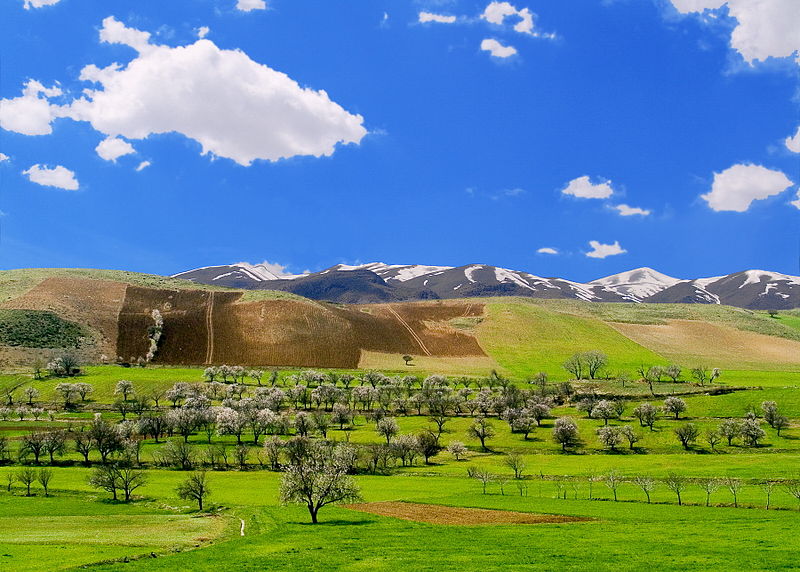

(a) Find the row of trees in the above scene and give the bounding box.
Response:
[561,352,722,388]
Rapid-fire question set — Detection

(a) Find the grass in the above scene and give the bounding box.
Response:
[0,469,798,571]
[0,310,86,348]
[476,301,667,378]
[358,352,500,376]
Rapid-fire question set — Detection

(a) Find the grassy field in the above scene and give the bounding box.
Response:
[0,362,798,570]
[1,469,798,571]
[476,301,668,378]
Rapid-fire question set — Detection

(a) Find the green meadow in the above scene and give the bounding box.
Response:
[0,357,798,570]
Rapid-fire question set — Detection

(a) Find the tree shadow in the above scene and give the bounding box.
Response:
[295,518,376,527]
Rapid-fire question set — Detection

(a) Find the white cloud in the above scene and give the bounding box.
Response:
[135,160,151,172]
[0,80,64,136]
[23,0,61,9]
[586,240,626,259]
[236,0,266,12]
[700,163,794,212]
[22,164,79,190]
[197,27,210,39]
[95,136,135,162]
[481,2,542,36]
[0,153,9,163]
[561,175,614,199]
[481,38,517,58]
[613,204,651,216]
[537,247,559,255]
[2,17,367,167]
[669,0,800,65]
[790,191,800,210]
[419,12,457,24]
[786,126,800,153]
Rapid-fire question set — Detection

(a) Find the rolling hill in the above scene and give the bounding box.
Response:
[0,268,799,376]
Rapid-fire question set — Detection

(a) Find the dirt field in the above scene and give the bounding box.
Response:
[344,501,592,525]
[609,319,800,370]
[0,277,128,359]
[115,288,489,368]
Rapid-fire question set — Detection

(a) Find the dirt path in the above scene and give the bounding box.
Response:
[387,305,431,356]
[205,291,215,364]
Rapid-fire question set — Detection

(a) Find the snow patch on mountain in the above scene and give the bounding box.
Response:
[591,267,681,300]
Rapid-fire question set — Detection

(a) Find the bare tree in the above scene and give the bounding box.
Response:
[17,467,37,496]
[674,424,699,450]
[760,480,776,510]
[719,419,742,446]
[705,429,721,452]
[634,475,655,503]
[664,473,687,505]
[691,367,709,386]
[698,478,719,507]
[177,471,212,511]
[468,417,496,452]
[725,477,743,508]
[633,403,659,431]
[446,441,467,461]
[620,426,641,450]
[504,452,526,479]
[37,468,53,496]
[605,470,623,501]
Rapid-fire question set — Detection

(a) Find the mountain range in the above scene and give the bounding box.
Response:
[172,262,800,309]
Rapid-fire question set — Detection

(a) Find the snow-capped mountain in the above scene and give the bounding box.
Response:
[172,262,800,308]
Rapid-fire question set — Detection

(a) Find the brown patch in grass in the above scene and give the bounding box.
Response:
[344,501,592,526]
[609,319,800,369]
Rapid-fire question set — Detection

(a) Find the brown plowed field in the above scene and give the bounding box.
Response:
[113,286,487,368]
[344,502,592,525]
[351,302,486,357]
[0,277,128,357]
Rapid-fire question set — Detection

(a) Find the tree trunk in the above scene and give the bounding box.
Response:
[309,505,318,524]
[198,497,203,511]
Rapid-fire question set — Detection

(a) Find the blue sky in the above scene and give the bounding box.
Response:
[0,0,798,282]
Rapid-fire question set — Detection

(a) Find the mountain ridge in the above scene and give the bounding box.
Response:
[172,262,800,309]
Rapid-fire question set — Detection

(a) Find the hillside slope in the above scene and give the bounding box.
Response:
[1,269,798,375]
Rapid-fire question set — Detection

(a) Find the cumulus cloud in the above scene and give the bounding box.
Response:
[537,247,559,255]
[1,17,367,167]
[0,80,64,136]
[613,204,651,216]
[481,38,517,58]
[23,0,61,9]
[95,136,135,162]
[236,0,266,12]
[22,164,79,190]
[135,160,151,172]
[481,2,534,34]
[197,26,210,39]
[419,12,457,24]
[669,0,800,65]
[586,240,626,259]
[0,153,9,163]
[786,126,800,153]
[700,163,794,212]
[561,176,614,199]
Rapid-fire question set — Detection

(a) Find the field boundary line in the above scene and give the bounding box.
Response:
[205,291,215,364]
[387,305,431,356]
